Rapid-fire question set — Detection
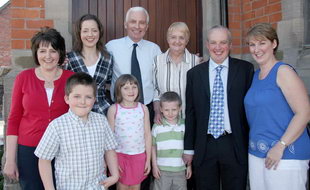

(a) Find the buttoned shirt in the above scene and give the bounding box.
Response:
[65,51,113,115]
[106,36,162,104]
[153,48,199,118]
[35,110,117,190]
[209,57,232,133]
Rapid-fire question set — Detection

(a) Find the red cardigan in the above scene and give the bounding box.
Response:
[7,68,74,147]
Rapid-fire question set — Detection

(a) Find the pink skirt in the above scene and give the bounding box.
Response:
[117,152,147,185]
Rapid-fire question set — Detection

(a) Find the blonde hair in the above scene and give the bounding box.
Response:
[114,74,140,103]
[167,22,190,43]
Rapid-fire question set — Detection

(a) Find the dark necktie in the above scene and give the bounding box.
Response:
[208,65,225,138]
[131,43,144,103]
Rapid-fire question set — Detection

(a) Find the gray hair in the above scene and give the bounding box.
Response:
[125,6,150,24]
[207,25,232,43]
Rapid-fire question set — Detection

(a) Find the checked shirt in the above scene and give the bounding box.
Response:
[35,110,117,190]
[65,51,113,115]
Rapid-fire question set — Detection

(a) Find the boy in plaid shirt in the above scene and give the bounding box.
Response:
[35,72,119,190]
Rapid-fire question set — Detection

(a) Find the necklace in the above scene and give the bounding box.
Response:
[37,67,60,88]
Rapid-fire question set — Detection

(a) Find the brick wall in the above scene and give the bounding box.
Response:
[0,3,11,66]
[11,0,53,50]
[228,0,282,54]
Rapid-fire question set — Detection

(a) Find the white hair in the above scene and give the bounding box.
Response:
[125,6,149,24]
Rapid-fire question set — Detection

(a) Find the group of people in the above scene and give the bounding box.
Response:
[2,5,309,190]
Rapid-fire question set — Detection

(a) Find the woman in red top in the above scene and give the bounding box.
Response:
[3,27,74,190]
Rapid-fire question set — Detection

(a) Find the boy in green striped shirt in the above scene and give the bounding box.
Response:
[151,91,192,190]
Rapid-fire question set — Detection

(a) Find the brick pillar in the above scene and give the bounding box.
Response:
[3,0,54,189]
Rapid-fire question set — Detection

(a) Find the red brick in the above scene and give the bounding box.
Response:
[255,8,265,17]
[231,47,242,54]
[265,2,282,14]
[268,0,280,4]
[232,38,241,46]
[11,0,25,7]
[229,21,241,29]
[12,8,40,18]
[232,14,241,22]
[26,39,31,49]
[26,20,53,28]
[242,11,255,21]
[26,0,44,8]
[11,19,25,28]
[12,29,37,39]
[252,0,267,9]
[252,16,269,25]
[231,30,242,38]
[12,39,25,49]
[242,2,252,12]
[244,20,252,28]
[40,9,45,18]
[229,6,241,14]
[269,12,282,22]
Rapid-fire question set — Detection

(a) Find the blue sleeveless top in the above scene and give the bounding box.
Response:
[244,62,310,159]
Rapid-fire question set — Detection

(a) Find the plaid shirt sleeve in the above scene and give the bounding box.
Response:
[102,116,117,150]
[35,121,60,160]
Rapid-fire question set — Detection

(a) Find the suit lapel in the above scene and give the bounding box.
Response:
[227,57,238,92]
[199,61,211,98]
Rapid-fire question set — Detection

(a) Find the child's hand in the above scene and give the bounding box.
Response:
[144,161,151,176]
[152,164,161,179]
[100,175,119,189]
[186,165,192,179]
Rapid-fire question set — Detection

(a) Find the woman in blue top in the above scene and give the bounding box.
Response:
[244,23,310,190]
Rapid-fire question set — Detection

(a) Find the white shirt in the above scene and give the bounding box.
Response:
[106,36,162,104]
[209,57,232,133]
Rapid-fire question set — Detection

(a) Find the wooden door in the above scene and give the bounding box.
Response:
[72,0,202,54]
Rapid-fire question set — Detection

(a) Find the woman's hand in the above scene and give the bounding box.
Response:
[3,160,19,180]
[265,142,285,170]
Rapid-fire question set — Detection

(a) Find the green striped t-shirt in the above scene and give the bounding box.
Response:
[152,118,186,172]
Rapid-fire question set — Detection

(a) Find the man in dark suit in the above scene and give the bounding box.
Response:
[183,25,254,190]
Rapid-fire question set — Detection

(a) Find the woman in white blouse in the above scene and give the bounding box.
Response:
[153,22,200,123]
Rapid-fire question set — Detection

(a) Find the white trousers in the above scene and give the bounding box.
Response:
[249,154,309,190]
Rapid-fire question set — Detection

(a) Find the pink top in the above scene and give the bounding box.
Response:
[7,68,74,147]
[114,103,145,155]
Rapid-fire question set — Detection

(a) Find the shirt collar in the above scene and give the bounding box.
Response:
[68,109,93,124]
[161,117,182,126]
[209,57,229,71]
[165,48,189,65]
[125,36,144,48]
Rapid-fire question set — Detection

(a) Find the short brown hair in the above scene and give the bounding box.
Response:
[160,91,182,107]
[114,74,140,103]
[31,27,66,66]
[246,23,279,54]
[65,72,97,97]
